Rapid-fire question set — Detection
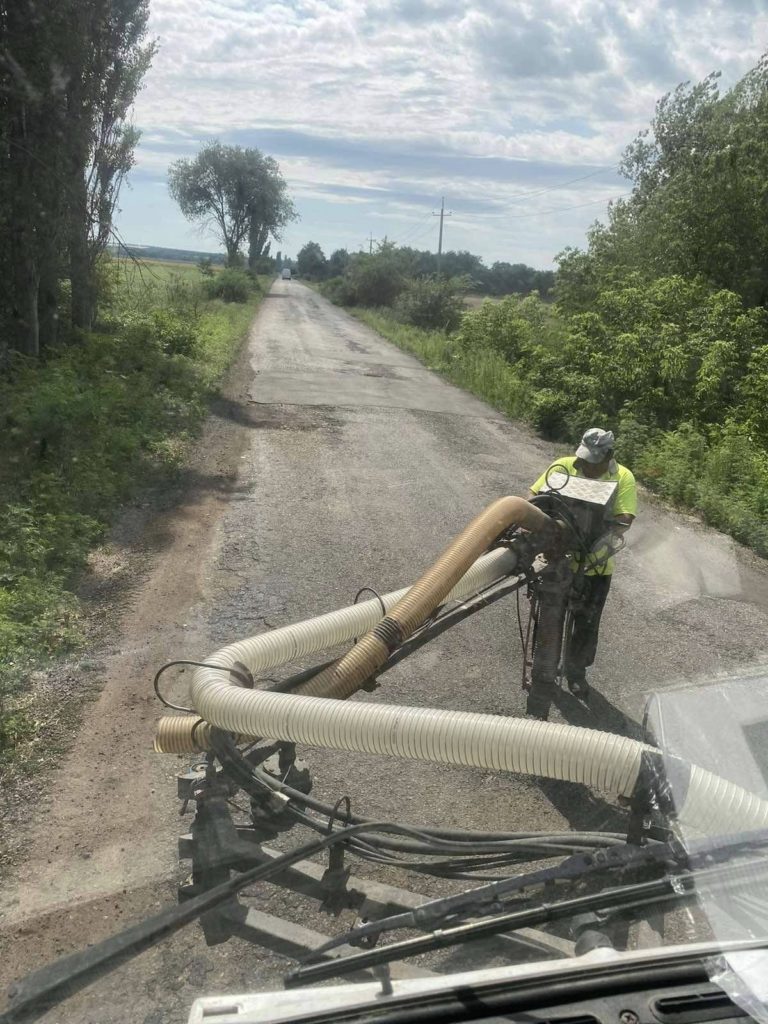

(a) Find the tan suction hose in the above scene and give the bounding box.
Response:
[302,497,556,700]
[154,545,523,754]
[155,492,768,834]
[156,498,554,754]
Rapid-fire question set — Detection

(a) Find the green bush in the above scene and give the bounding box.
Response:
[458,295,535,363]
[149,309,200,356]
[320,276,358,306]
[342,252,406,307]
[0,274,263,760]
[204,268,254,303]
[393,276,466,331]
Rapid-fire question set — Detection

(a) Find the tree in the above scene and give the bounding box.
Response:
[0,0,153,354]
[169,143,297,268]
[342,242,406,306]
[440,250,484,283]
[0,0,66,357]
[328,248,350,277]
[62,0,154,332]
[247,156,297,270]
[296,241,327,280]
[559,57,768,311]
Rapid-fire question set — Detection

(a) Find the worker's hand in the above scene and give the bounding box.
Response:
[587,531,625,569]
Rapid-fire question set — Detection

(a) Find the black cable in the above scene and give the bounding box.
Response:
[531,492,591,559]
[516,583,537,693]
[0,821,448,1024]
[153,660,254,713]
[543,462,572,492]
[351,586,387,644]
[213,733,628,862]
[353,586,387,617]
[288,807,596,876]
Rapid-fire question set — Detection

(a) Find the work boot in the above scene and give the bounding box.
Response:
[567,674,589,701]
[525,697,550,721]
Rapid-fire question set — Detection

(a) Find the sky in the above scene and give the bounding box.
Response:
[116,0,768,269]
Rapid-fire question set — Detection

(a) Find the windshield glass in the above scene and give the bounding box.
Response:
[3,2,768,1022]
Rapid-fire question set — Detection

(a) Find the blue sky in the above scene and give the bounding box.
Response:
[116,0,768,268]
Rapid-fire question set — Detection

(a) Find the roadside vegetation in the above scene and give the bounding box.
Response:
[321,57,768,562]
[296,239,554,304]
[0,258,266,760]
[1,2,298,762]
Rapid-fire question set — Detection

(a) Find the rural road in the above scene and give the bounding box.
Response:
[3,280,768,1023]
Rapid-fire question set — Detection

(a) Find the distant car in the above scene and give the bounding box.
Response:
[281,268,291,280]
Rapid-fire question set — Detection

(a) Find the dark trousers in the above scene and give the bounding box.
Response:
[564,574,612,682]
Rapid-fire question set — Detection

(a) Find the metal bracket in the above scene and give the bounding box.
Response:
[320,842,353,915]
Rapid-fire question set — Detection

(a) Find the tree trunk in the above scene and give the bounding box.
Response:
[38,250,60,350]
[7,114,41,357]
[248,218,269,269]
[10,242,40,358]
[224,249,238,267]
[69,169,94,331]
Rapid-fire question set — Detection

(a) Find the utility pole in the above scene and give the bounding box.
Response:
[432,196,452,274]
[368,232,375,255]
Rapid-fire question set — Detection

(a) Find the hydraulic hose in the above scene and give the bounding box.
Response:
[303,497,555,699]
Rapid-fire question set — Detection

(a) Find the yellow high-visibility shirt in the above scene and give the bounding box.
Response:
[529,456,637,575]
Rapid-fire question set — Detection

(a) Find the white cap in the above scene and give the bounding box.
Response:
[575,427,615,464]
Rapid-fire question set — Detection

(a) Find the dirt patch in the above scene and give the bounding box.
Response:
[344,337,372,355]
[240,403,342,432]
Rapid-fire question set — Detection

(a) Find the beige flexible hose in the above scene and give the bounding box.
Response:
[184,684,768,835]
[302,497,555,700]
[155,546,520,753]
[159,496,768,834]
[153,717,251,754]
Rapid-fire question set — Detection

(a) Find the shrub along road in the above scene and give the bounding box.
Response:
[2,280,768,1022]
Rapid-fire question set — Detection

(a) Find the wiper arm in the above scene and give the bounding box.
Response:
[295,828,768,971]
[0,821,432,1024]
[286,851,768,987]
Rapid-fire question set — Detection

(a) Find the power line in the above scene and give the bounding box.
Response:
[402,220,438,248]
[349,181,628,257]
[432,196,452,274]
[394,211,434,247]
[503,168,614,204]
[502,191,632,221]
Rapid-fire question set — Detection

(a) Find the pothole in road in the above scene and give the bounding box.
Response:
[241,402,342,432]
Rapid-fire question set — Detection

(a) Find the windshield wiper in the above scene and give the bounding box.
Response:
[5,827,768,1024]
[0,821,441,1024]
[285,829,768,987]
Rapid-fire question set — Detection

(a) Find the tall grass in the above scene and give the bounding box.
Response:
[348,308,530,420]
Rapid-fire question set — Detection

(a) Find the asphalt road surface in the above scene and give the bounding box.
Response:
[3,280,768,1023]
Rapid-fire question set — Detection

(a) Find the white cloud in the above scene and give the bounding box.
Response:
[118,0,768,264]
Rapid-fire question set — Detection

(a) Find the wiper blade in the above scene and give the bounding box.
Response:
[294,828,768,972]
[0,821,434,1024]
[286,852,768,987]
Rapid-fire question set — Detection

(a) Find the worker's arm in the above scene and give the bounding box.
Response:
[527,464,551,500]
[587,513,635,570]
[610,512,635,534]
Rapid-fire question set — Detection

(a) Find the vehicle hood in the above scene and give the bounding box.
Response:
[187,939,768,1024]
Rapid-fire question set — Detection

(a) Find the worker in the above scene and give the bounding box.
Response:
[526,427,637,717]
